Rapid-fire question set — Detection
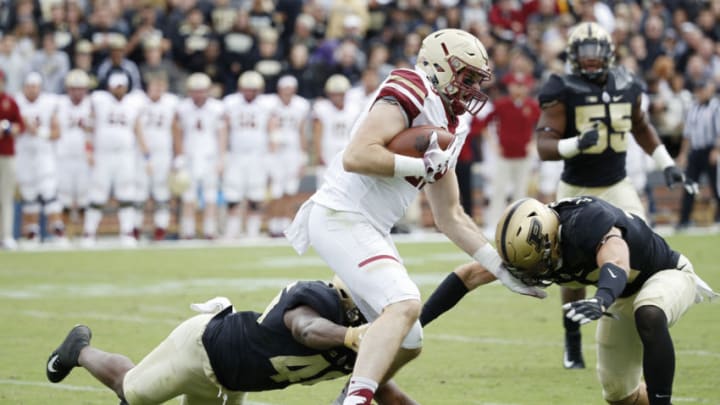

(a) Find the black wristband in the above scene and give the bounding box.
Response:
[594,262,628,308]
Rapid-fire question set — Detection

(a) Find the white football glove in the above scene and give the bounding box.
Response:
[422,131,454,183]
[492,264,547,299]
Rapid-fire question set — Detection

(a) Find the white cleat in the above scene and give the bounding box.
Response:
[2,237,18,251]
[79,237,96,249]
[119,235,138,248]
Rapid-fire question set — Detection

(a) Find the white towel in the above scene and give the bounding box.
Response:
[284,200,314,255]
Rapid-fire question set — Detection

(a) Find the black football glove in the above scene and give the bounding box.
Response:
[563,297,606,325]
[577,127,599,151]
[663,166,699,195]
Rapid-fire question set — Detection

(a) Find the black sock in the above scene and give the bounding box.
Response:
[563,313,581,334]
[635,305,674,405]
[420,272,469,327]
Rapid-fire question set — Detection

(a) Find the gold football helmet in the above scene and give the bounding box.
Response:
[238,70,265,90]
[65,69,90,88]
[324,74,351,94]
[495,198,561,286]
[416,29,492,115]
[329,275,363,326]
[186,72,211,91]
[566,22,615,82]
[168,169,191,197]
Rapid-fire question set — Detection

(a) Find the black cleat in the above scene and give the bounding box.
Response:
[46,325,92,383]
[563,330,585,369]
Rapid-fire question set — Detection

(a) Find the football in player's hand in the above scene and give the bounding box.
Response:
[386,125,454,158]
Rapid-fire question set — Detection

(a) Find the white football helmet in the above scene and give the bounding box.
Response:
[416,29,492,115]
[238,70,265,90]
[65,69,90,88]
[495,198,561,287]
[324,74,351,94]
[168,169,191,197]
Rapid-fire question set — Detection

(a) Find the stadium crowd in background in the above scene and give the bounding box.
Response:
[0,0,719,249]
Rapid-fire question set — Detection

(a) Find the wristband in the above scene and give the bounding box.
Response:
[594,262,628,308]
[393,154,426,178]
[557,137,581,158]
[651,144,674,170]
[472,244,503,277]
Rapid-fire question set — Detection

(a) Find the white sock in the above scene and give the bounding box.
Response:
[154,207,170,229]
[118,207,135,236]
[224,215,241,239]
[203,211,216,237]
[247,214,261,237]
[181,214,195,238]
[83,208,102,237]
[344,376,378,405]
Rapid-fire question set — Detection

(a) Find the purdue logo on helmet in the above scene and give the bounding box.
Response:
[495,198,560,287]
[329,276,363,326]
[416,29,492,115]
[567,22,615,83]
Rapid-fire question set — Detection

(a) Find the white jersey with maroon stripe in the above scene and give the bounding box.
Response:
[139,93,179,158]
[55,95,91,158]
[269,94,310,151]
[312,98,360,165]
[223,93,274,154]
[91,90,146,153]
[311,67,467,234]
[176,98,226,159]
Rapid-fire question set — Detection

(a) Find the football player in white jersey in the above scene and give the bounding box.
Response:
[222,70,274,239]
[173,73,227,239]
[285,30,544,405]
[83,72,147,247]
[134,72,179,241]
[265,75,310,237]
[15,72,65,246]
[52,70,92,238]
[312,74,360,187]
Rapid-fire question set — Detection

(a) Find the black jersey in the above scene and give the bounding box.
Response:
[202,281,357,392]
[547,197,680,297]
[538,67,645,187]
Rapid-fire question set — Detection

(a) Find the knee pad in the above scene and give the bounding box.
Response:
[118,200,135,209]
[227,201,240,210]
[22,201,41,214]
[400,320,424,350]
[248,200,261,211]
[133,201,146,210]
[634,305,668,343]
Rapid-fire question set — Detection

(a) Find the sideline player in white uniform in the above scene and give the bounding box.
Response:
[15,72,65,245]
[52,70,93,237]
[285,30,544,405]
[174,73,227,239]
[222,70,274,239]
[265,75,310,237]
[134,72,179,241]
[312,74,360,187]
[83,72,147,247]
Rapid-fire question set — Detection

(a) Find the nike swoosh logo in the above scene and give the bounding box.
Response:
[47,354,59,373]
[563,352,575,368]
[607,268,617,278]
[612,95,623,102]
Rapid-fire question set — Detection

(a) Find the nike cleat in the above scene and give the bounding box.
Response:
[46,325,92,383]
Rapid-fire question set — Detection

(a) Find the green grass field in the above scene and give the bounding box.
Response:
[1,234,718,405]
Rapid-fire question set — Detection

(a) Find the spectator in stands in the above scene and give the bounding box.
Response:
[219,9,257,93]
[676,81,720,228]
[290,13,318,53]
[31,30,70,93]
[86,6,128,67]
[0,34,26,94]
[488,0,538,42]
[253,27,284,93]
[139,35,185,95]
[39,0,74,55]
[65,0,90,47]
[96,34,142,91]
[71,39,98,89]
[171,6,213,74]
[0,69,25,250]
[281,42,320,99]
[125,3,166,65]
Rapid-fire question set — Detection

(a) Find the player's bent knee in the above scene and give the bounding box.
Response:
[607,383,647,405]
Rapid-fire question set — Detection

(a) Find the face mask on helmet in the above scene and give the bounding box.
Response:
[329,276,364,326]
[417,29,493,116]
